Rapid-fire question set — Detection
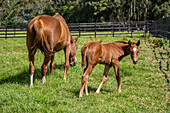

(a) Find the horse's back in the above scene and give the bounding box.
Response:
[82,42,102,65]
[98,43,124,64]
[27,14,70,52]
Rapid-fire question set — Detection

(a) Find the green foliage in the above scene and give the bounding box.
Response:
[146,37,169,47]
[0,36,168,112]
[0,0,169,25]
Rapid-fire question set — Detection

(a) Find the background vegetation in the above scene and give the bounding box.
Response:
[0,0,169,25]
[0,36,169,112]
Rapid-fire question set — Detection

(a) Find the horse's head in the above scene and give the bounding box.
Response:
[69,36,79,66]
[128,40,140,64]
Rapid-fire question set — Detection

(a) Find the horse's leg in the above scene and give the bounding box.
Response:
[50,55,55,74]
[41,55,51,83]
[79,64,93,97]
[63,45,70,80]
[29,50,36,88]
[83,61,89,95]
[96,65,111,93]
[113,62,121,92]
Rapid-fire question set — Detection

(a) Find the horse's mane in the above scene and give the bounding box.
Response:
[114,40,136,44]
[114,41,128,44]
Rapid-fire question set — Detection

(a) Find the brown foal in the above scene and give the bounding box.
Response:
[79,40,140,97]
[27,13,79,88]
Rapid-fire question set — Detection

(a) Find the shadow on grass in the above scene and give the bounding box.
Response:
[70,86,112,97]
[0,63,65,85]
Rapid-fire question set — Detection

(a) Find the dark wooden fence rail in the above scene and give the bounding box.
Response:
[0,20,169,39]
[68,21,150,37]
[0,25,27,39]
[149,17,170,40]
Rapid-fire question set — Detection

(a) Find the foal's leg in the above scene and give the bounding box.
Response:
[50,55,55,74]
[113,63,121,92]
[41,55,51,83]
[96,65,111,93]
[63,45,70,80]
[29,50,36,88]
[79,64,93,97]
[83,66,88,95]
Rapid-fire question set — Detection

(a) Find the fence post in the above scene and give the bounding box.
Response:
[5,26,7,39]
[79,23,81,37]
[167,52,169,71]
[127,21,129,33]
[95,22,96,38]
[111,22,114,37]
[130,22,132,38]
[14,25,16,37]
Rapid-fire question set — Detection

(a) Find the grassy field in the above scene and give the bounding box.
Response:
[0,36,169,112]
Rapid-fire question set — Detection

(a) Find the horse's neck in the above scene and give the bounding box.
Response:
[116,43,130,55]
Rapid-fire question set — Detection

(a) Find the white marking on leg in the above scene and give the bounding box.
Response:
[74,57,77,63]
[118,89,121,92]
[133,47,137,52]
[96,82,103,93]
[30,74,33,88]
[85,83,88,96]
[42,76,46,84]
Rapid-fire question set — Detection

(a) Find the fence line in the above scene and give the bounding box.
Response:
[144,39,169,83]
[0,19,169,39]
[149,17,170,40]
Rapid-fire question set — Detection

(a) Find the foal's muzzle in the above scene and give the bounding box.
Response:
[133,60,138,64]
[70,57,77,66]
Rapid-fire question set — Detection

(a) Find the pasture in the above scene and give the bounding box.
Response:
[0,36,169,112]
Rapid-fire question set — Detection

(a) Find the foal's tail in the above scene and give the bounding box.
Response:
[32,19,55,56]
[81,46,88,69]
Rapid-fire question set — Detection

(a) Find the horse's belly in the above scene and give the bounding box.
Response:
[98,57,111,64]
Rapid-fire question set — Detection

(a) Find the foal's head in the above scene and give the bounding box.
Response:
[69,36,79,66]
[128,40,140,64]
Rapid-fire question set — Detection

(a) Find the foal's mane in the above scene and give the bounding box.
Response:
[114,41,128,44]
[114,40,136,44]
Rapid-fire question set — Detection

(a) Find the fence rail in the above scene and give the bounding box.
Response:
[149,17,170,40]
[0,19,169,39]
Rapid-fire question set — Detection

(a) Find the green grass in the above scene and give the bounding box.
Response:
[0,36,169,112]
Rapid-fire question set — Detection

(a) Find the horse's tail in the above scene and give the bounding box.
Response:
[81,46,88,69]
[32,19,55,56]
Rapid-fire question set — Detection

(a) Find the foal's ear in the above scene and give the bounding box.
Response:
[128,40,131,46]
[74,36,79,42]
[136,40,140,46]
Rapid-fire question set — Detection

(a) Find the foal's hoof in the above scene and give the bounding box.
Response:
[63,78,66,81]
[96,91,100,94]
[118,89,121,93]
[42,77,46,84]
[30,84,33,88]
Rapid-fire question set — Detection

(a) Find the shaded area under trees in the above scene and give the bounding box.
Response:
[0,0,169,25]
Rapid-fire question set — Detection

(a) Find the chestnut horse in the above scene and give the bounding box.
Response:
[79,40,140,97]
[27,13,79,88]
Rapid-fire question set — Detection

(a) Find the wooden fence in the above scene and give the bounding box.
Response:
[0,25,27,39]
[149,17,170,40]
[0,20,168,39]
[68,21,150,37]
[0,21,150,39]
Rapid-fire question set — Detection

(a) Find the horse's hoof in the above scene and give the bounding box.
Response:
[96,91,100,94]
[42,77,46,84]
[63,78,66,81]
[30,85,33,88]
